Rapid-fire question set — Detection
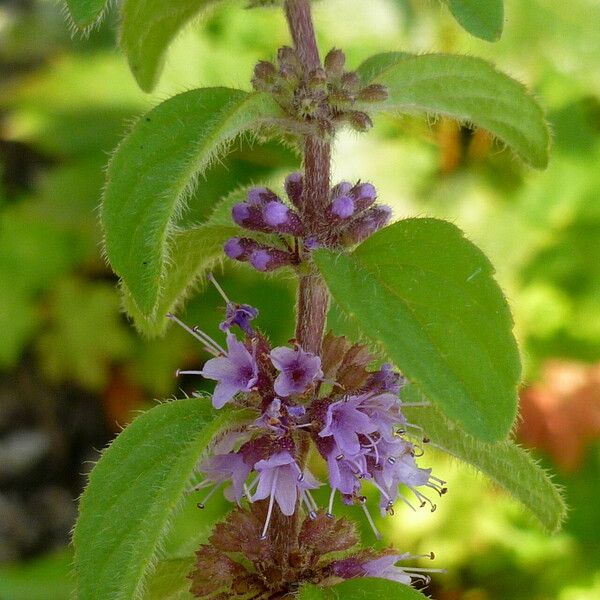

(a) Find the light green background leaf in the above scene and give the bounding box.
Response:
[445,0,504,41]
[121,0,224,91]
[315,218,521,442]
[101,87,282,318]
[403,388,566,532]
[299,578,428,599]
[73,399,252,600]
[358,52,549,168]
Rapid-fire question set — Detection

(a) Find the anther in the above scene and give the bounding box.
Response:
[336,453,344,461]
[197,503,205,509]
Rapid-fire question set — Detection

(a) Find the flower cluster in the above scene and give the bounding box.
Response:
[224,175,391,272]
[170,276,446,595]
[252,46,388,136]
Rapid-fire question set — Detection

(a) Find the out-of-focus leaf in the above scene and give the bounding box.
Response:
[357,52,550,168]
[73,399,253,600]
[444,0,504,42]
[65,0,109,29]
[120,0,225,92]
[0,549,73,600]
[37,279,133,390]
[102,87,282,317]
[299,578,428,599]
[403,386,566,532]
[314,219,520,442]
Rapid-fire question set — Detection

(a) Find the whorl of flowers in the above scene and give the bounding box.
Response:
[169,272,446,597]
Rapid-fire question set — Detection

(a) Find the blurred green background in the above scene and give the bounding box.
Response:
[1,0,599,598]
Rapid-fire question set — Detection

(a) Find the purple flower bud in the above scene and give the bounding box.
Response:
[324,48,346,75]
[263,200,290,226]
[331,181,353,199]
[249,247,293,272]
[220,303,259,336]
[304,236,321,251]
[224,237,245,260]
[285,172,303,208]
[341,205,391,245]
[331,195,355,219]
[350,182,377,212]
[231,202,251,226]
[247,187,278,206]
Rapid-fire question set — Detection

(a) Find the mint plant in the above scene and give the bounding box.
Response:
[65,1,566,598]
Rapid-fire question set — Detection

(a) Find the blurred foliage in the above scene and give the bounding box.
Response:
[0,0,599,599]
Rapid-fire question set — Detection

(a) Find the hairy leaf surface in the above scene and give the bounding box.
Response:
[121,0,224,91]
[73,399,252,600]
[357,52,549,167]
[299,578,428,599]
[102,87,282,317]
[403,389,566,532]
[444,0,504,41]
[65,0,108,29]
[315,218,521,441]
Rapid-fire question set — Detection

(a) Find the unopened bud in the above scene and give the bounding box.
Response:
[346,110,373,132]
[224,237,257,261]
[284,172,303,208]
[324,48,346,75]
[341,205,391,245]
[358,84,389,103]
[331,181,353,199]
[252,60,277,91]
[249,247,294,272]
[341,71,360,93]
[350,182,377,212]
[331,195,355,219]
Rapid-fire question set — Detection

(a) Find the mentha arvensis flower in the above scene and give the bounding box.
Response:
[269,345,323,396]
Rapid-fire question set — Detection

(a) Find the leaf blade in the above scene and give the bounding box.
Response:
[101,87,282,317]
[65,0,109,29]
[73,399,252,600]
[358,52,550,168]
[403,390,567,532]
[314,218,521,441]
[120,0,224,92]
[444,0,504,41]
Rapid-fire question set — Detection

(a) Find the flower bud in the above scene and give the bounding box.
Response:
[247,187,279,206]
[251,60,277,91]
[284,172,303,208]
[331,181,353,199]
[324,48,346,76]
[346,110,373,132]
[224,237,257,261]
[358,83,389,103]
[330,195,355,219]
[262,200,304,235]
[249,247,294,272]
[350,182,377,212]
[340,205,391,245]
[341,71,360,94]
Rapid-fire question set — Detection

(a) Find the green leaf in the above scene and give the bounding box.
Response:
[120,0,224,92]
[444,0,504,41]
[142,559,195,600]
[73,399,253,600]
[65,0,109,29]
[402,388,567,532]
[101,87,282,317]
[357,52,550,168]
[299,578,428,599]
[314,218,521,442]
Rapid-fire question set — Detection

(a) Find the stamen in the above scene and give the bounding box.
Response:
[359,499,382,540]
[305,489,319,512]
[192,325,226,355]
[207,273,231,304]
[197,481,223,509]
[327,488,336,517]
[411,487,437,512]
[260,469,279,539]
[335,453,345,461]
[363,433,380,465]
[166,313,224,356]
[370,479,392,502]
[400,401,431,408]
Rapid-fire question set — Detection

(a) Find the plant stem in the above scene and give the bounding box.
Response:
[285,0,331,356]
[265,0,331,575]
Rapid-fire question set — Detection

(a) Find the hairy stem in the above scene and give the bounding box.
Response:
[266,0,331,572]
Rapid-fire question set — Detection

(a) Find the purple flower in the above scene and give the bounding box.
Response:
[201,333,258,408]
[269,346,323,396]
[251,451,320,537]
[254,398,285,435]
[319,395,376,455]
[362,554,413,585]
[360,392,406,442]
[366,363,404,395]
[220,303,258,336]
[198,452,252,503]
[326,444,366,496]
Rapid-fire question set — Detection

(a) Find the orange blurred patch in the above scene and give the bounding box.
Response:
[102,367,144,431]
[518,361,600,471]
